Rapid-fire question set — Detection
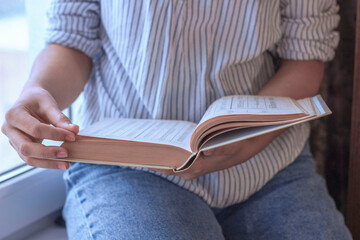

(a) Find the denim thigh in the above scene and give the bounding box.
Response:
[213,143,352,240]
[63,143,352,240]
[62,163,224,240]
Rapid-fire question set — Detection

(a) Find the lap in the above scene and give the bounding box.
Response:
[213,144,352,240]
[63,144,351,240]
[63,163,224,240]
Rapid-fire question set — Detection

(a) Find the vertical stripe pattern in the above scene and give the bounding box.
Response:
[46,0,339,208]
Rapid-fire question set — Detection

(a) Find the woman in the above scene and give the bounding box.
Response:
[2,0,351,239]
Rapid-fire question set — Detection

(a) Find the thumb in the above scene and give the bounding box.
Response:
[202,148,215,157]
[46,107,79,134]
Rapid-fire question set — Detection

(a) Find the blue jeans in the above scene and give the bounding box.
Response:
[62,144,352,240]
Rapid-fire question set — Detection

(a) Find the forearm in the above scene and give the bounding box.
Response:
[24,44,92,110]
[258,59,324,99]
[256,59,325,139]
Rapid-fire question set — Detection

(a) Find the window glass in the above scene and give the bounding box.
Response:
[0,0,29,175]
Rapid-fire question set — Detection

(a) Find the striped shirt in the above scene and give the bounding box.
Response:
[46,0,339,208]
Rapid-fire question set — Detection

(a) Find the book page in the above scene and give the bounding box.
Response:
[199,95,331,152]
[79,118,196,151]
[198,95,305,125]
[296,98,320,115]
[297,95,331,116]
[297,98,317,115]
[200,115,318,152]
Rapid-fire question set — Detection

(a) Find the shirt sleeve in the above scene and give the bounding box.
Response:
[45,0,101,58]
[277,0,340,62]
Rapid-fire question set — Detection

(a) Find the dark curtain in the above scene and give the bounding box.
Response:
[310,0,356,215]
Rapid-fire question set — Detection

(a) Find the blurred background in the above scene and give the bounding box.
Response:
[310,0,356,216]
[0,0,29,175]
[0,0,49,177]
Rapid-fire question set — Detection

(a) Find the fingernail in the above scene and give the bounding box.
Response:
[65,123,77,128]
[65,135,76,141]
[57,163,67,170]
[57,151,68,158]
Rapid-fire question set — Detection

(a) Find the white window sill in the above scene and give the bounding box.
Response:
[0,167,66,239]
[26,223,67,240]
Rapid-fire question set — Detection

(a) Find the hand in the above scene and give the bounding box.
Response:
[154,130,283,180]
[1,87,79,170]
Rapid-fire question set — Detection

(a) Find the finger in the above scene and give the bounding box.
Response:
[202,148,216,157]
[5,125,70,163]
[10,138,70,170]
[6,108,76,141]
[19,153,71,170]
[202,148,228,157]
[202,143,239,157]
[150,168,194,180]
[148,168,174,175]
[174,172,198,180]
[42,106,79,134]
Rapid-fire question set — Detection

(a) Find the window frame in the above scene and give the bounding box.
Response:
[0,164,32,183]
[0,1,68,238]
[0,167,66,239]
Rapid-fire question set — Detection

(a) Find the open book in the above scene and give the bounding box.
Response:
[45,95,331,172]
